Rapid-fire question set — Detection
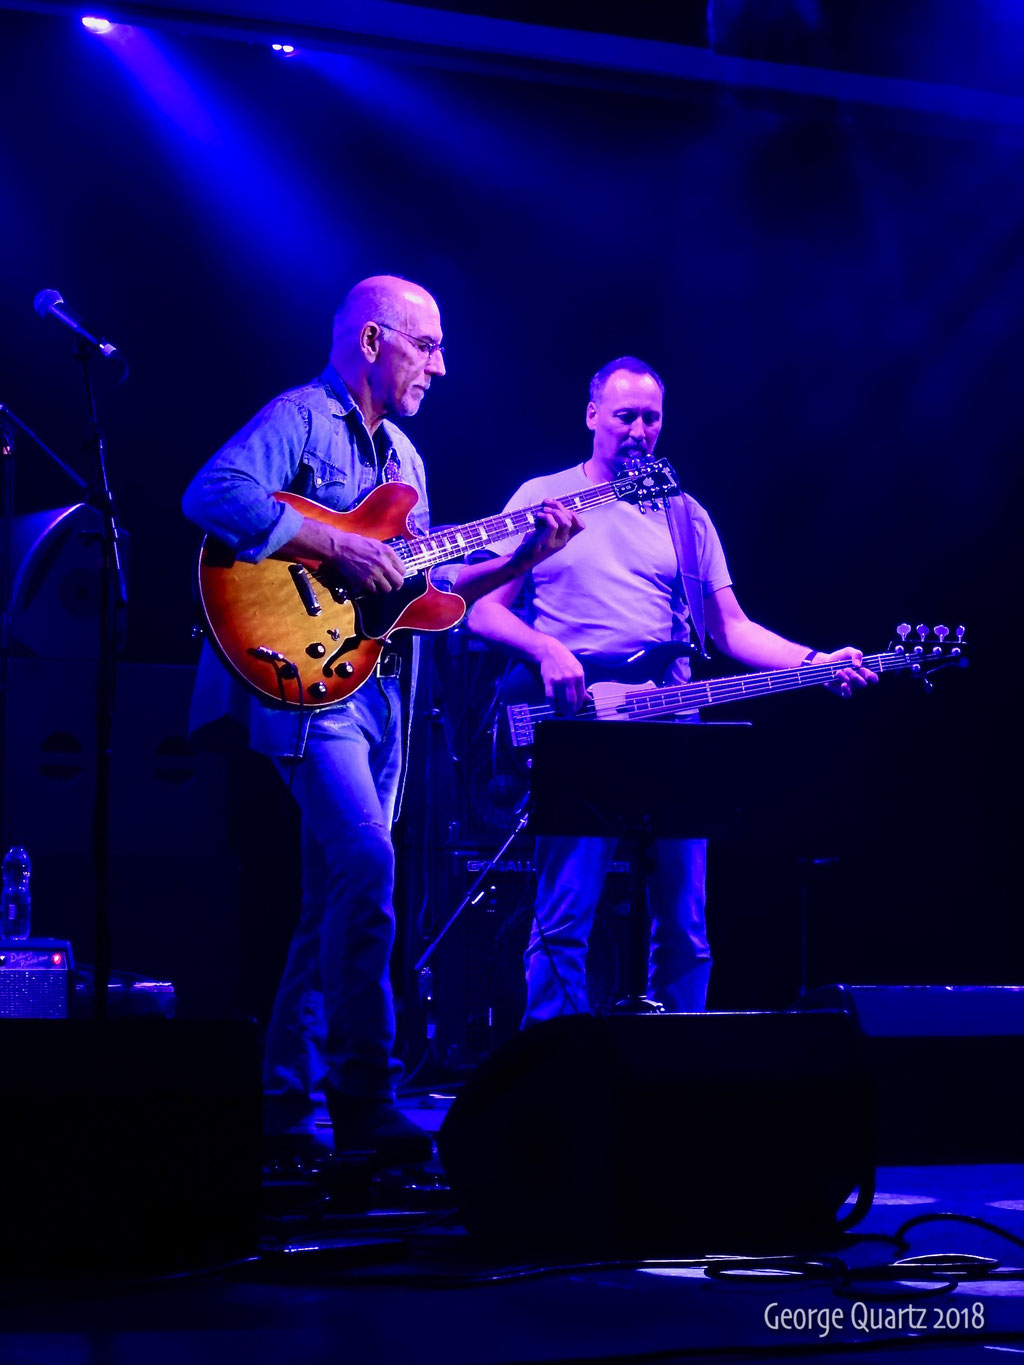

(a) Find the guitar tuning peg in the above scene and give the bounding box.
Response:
[897,623,911,642]
[916,623,929,641]
[933,625,949,642]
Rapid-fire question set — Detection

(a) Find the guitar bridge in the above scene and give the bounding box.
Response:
[506,704,535,749]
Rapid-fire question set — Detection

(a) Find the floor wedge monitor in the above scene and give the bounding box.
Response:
[438,1009,874,1258]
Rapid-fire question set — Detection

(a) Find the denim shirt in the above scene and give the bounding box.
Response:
[182,364,430,760]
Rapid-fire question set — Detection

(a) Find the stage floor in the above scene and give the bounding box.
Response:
[2,1089,1023,1365]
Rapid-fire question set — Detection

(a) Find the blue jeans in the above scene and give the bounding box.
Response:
[524,834,712,1022]
[262,677,403,1131]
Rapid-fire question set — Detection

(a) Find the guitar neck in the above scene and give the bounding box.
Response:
[507,637,965,748]
[396,477,659,573]
[617,650,909,719]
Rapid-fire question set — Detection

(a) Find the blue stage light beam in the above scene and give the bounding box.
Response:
[302,47,601,212]
[83,22,220,143]
[80,22,343,286]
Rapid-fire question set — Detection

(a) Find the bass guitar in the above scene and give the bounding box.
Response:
[505,624,968,750]
[196,458,679,709]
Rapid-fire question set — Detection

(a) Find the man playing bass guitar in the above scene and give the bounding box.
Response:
[466,356,876,1023]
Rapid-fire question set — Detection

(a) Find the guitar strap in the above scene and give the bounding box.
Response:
[381,445,401,483]
[665,482,709,659]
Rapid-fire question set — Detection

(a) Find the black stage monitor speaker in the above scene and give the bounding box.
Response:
[7,503,125,659]
[796,984,1024,1164]
[0,1018,262,1270]
[437,1010,874,1259]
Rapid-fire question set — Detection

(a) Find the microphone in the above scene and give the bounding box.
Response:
[33,289,124,365]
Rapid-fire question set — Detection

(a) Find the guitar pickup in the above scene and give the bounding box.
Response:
[289,564,322,616]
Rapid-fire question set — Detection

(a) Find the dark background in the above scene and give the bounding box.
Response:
[0,5,1016,1048]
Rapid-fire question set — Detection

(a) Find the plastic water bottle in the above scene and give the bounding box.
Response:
[1,846,32,940]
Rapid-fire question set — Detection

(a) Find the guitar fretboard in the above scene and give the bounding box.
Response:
[619,650,906,717]
[514,648,952,741]
[390,468,674,574]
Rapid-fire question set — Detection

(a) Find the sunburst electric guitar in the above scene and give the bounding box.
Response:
[196,459,680,708]
[505,624,968,750]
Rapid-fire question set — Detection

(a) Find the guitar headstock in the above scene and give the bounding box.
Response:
[612,457,681,511]
[891,622,968,690]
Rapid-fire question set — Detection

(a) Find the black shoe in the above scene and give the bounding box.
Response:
[328,1096,433,1165]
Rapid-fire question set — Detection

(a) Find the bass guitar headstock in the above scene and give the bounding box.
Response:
[612,457,681,513]
[891,622,968,692]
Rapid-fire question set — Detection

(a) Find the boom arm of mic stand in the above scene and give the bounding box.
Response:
[414,800,532,974]
[0,402,88,492]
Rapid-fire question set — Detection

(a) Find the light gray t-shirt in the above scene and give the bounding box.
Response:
[498,463,732,661]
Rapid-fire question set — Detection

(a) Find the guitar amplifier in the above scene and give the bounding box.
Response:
[0,939,74,1018]
[428,851,633,1072]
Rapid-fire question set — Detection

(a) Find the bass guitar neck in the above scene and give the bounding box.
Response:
[506,626,967,748]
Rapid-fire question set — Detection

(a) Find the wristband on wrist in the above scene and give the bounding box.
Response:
[802,649,818,665]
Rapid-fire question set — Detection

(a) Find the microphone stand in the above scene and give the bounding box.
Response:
[75,339,128,1023]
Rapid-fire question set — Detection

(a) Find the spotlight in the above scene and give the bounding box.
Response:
[81,15,114,33]
[271,43,296,55]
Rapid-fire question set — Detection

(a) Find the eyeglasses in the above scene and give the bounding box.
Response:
[376,323,445,360]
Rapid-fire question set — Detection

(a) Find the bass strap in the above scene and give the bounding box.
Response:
[664,474,709,660]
